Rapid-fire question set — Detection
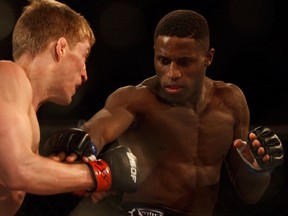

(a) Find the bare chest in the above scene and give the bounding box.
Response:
[122,105,235,165]
[121,105,236,204]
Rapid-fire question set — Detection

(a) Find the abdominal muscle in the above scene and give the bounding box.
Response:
[123,160,222,213]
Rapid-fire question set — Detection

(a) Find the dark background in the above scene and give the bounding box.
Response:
[1,0,288,215]
[1,0,287,125]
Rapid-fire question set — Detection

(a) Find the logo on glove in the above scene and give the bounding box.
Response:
[127,152,137,183]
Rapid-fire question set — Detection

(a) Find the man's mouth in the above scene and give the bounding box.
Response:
[164,85,183,94]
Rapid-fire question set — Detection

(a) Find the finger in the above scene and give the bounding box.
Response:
[65,153,78,162]
[233,139,244,148]
[11,191,25,204]
[48,155,61,162]
[234,139,247,153]
[262,154,270,162]
[48,152,66,162]
[56,152,67,161]
[81,156,90,163]
[252,139,261,148]
[91,192,105,203]
[257,147,265,155]
[249,132,257,141]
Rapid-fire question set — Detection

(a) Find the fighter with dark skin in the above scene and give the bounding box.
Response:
[82,10,283,216]
[46,9,284,216]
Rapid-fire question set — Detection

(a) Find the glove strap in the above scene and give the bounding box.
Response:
[86,160,112,192]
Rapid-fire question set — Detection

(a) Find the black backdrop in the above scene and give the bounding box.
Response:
[1,0,287,125]
[1,0,288,215]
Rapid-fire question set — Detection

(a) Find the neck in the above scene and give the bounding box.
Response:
[16,55,49,112]
[189,78,210,114]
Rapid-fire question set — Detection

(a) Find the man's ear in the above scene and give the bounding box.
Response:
[204,48,215,67]
[55,37,68,61]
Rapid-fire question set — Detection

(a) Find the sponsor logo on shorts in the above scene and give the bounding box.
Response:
[128,208,164,216]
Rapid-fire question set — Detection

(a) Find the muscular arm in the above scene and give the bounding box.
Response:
[81,86,137,151]
[0,62,94,194]
[0,120,93,194]
[224,84,271,204]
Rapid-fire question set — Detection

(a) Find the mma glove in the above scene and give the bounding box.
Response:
[87,145,138,192]
[43,128,138,192]
[238,126,284,173]
[43,128,97,160]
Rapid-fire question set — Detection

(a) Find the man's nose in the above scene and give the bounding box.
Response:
[167,62,181,80]
[81,66,88,82]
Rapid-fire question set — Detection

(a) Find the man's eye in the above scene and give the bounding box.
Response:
[159,57,170,65]
[178,59,190,67]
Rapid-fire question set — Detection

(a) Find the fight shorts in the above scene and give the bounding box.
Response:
[117,202,187,216]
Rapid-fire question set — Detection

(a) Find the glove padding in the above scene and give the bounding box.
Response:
[87,144,138,192]
[42,128,97,159]
[248,126,284,172]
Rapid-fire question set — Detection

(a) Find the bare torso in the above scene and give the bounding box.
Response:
[0,61,40,216]
[118,78,239,215]
[0,106,39,216]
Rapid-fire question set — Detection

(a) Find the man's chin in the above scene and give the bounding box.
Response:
[52,98,72,106]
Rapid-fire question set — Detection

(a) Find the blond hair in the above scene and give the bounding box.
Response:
[12,0,95,60]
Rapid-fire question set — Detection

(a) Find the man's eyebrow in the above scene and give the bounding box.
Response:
[156,54,169,58]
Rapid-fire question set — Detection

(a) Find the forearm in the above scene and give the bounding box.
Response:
[227,152,271,204]
[81,108,135,151]
[233,169,271,204]
[230,126,284,204]
[3,154,94,195]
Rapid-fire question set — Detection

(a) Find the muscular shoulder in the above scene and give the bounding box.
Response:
[0,61,30,85]
[0,61,32,107]
[105,82,158,112]
[213,80,246,103]
[211,79,249,119]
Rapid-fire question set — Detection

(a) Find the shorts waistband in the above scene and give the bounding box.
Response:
[120,202,186,216]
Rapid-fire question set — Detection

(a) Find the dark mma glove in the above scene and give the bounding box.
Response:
[248,126,284,172]
[86,145,138,192]
[43,128,138,192]
[42,128,97,161]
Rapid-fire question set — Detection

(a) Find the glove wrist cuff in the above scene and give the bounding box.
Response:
[86,160,112,192]
[85,162,98,192]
